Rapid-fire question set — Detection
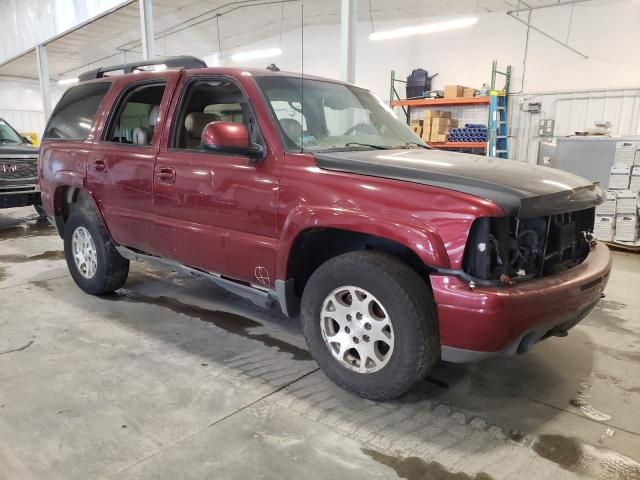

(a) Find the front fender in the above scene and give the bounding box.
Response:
[276,205,451,280]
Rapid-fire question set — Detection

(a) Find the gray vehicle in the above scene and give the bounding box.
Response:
[0,118,42,215]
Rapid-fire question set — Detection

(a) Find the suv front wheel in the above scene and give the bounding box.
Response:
[301,251,439,400]
[63,203,129,295]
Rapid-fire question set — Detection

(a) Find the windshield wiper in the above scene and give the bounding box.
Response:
[0,139,20,144]
[394,141,431,150]
[344,142,388,150]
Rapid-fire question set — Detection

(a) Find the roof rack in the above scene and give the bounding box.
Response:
[78,55,206,82]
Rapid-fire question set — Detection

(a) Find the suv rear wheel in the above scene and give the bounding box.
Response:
[63,202,129,295]
[301,251,439,400]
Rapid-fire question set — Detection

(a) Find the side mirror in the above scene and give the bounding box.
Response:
[202,121,264,158]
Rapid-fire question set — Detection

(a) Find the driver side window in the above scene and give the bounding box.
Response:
[173,78,261,151]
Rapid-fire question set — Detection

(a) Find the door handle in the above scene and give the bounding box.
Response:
[156,167,176,184]
[93,159,107,172]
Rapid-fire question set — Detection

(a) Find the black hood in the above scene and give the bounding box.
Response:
[314,148,604,218]
[0,144,38,156]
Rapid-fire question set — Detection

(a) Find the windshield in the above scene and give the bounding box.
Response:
[254,76,426,152]
[0,119,26,144]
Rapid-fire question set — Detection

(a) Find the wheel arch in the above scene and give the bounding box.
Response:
[52,185,108,238]
[276,209,450,317]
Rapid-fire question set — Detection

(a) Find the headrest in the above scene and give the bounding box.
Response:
[132,127,148,146]
[280,118,303,142]
[148,105,160,127]
[185,112,221,139]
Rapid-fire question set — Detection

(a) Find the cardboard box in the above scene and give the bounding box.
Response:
[596,190,617,216]
[423,110,442,119]
[615,214,639,242]
[423,110,452,120]
[614,141,636,167]
[609,164,631,190]
[431,117,452,127]
[411,125,423,137]
[410,119,423,127]
[430,123,452,135]
[616,190,639,214]
[428,131,449,143]
[463,87,475,98]
[430,117,458,127]
[630,166,640,191]
[444,85,465,99]
[594,215,615,242]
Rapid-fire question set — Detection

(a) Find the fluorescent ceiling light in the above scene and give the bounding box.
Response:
[230,47,282,62]
[57,77,79,85]
[369,17,478,41]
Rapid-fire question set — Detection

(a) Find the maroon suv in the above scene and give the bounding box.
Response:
[39,57,611,400]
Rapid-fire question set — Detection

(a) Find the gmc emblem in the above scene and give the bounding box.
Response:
[0,164,19,173]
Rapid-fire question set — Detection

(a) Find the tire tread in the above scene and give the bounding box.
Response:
[301,251,439,400]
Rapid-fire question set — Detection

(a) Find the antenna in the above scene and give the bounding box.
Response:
[300,1,304,153]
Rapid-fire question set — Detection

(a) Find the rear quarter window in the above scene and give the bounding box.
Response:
[44,82,111,140]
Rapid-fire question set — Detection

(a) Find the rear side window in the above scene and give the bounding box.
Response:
[44,82,111,140]
[104,82,166,146]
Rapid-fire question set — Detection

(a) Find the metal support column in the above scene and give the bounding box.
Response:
[138,0,155,60]
[35,44,52,120]
[340,0,357,83]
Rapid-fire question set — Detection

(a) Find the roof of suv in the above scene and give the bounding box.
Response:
[75,56,355,88]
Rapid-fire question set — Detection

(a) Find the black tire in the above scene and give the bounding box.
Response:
[301,251,439,401]
[63,201,129,295]
[33,203,47,218]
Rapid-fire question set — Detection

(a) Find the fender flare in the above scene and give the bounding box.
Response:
[275,205,451,281]
[52,175,111,240]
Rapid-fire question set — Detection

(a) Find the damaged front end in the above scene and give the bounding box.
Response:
[463,208,596,285]
[461,184,604,285]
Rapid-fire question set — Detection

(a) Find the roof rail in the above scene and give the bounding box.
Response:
[78,56,206,82]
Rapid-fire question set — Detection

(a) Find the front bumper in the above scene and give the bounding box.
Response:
[0,187,41,209]
[430,242,612,362]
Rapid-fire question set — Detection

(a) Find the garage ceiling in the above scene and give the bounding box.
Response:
[0,0,575,80]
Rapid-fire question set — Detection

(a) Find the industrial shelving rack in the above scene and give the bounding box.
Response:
[389,61,511,158]
[487,61,511,159]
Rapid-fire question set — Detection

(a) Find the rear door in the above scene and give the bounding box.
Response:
[152,74,281,288]
[86,72,180,254]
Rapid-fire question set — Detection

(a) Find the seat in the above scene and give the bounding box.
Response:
[147,105,160,145]
[279,118,303,145]
[132,127,148,145]
[184,112,221,149]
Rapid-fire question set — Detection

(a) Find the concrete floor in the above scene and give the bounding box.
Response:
[1,206,639,480]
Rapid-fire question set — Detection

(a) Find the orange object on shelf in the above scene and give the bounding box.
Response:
[390,97,490,108]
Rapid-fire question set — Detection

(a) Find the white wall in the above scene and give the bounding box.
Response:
[227,0,640,97]
[0,76,67,136]
[0,77,46,134]
[4,0,636,95]
[221,0,640,162]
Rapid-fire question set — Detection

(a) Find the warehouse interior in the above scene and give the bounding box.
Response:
[1,1,639,479]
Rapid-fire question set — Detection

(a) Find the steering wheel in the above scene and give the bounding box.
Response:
[342,122,378,136]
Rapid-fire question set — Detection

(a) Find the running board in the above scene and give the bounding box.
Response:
[115,246,277,311]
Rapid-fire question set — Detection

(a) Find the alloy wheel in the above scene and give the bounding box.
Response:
[320,286,394,373]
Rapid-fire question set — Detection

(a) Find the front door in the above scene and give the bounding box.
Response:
[152,76,280,289]
[87,75,176,254]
